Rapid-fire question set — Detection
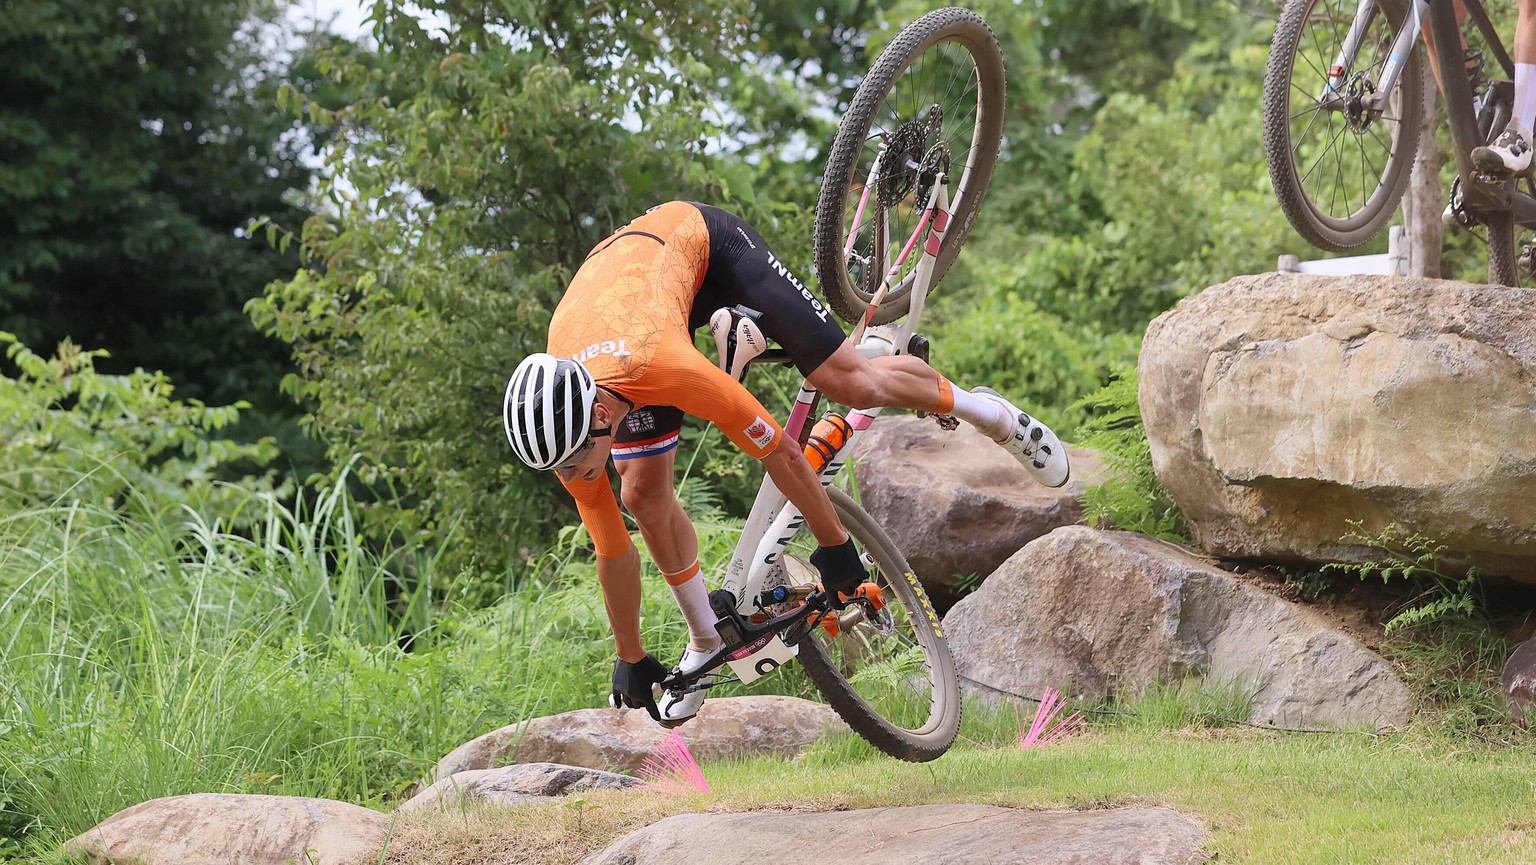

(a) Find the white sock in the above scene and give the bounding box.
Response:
[666,568,721,653]
[948,387,1015,441]
[1515,63,1536,138]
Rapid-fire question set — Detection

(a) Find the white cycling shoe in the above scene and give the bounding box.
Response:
[972,387,1071,488]
[1472,126,1534,175]
[657,645,717,728]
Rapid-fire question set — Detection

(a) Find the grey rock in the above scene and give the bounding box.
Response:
[849,415,1102,609]
[944,526,1412,730]
[400,762,641,811]
[65,793,389,865]
[1502,638,1536,727]
[1140,272,1536,579]
[429,695,846,782]
[583,804,1207,865]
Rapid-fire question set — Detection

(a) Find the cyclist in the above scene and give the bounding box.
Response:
[502,201,1069,727]
[1443,0,1536,174]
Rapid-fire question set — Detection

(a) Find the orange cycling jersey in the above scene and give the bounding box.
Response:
[549,202,790,558]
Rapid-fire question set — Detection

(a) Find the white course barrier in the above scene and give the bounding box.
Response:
[1278,225,1407,277]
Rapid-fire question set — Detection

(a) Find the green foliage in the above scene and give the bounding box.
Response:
[0,454,810,854]
[0,0,341,412]
[1284,568,1334,602]
[1069,367,1190,541]
[0,332,279,519]
[249,0,774,600]
[928,282,1138,437]
[1098,676,1260,732]
[1324,521,1483,634]
[1386,617,1516,731]
[973,7,1296,335]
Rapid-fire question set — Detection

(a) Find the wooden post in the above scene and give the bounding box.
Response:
[1402,57,1444,277]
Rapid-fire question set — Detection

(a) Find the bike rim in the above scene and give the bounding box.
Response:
[1284,0,1411,231]
[835,39,988,312]
[780,548,946,736]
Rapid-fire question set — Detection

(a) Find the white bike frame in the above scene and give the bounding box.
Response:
[718,142,958,616]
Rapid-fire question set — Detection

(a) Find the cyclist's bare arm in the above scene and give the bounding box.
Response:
[561,472,649,662]
[761,439,849,548]
[596,544,646,663]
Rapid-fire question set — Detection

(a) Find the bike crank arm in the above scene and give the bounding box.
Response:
[657,589,830,692]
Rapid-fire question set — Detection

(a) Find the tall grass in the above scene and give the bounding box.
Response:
[0,463,791,859]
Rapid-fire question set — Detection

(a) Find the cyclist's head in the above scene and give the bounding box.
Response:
[503,353,606,473]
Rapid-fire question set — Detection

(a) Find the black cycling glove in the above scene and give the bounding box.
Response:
[811,536,867,599]
[610,654,669,722]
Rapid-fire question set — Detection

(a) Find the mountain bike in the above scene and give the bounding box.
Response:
[1264,0,1536,286]
[655,7,1004,763]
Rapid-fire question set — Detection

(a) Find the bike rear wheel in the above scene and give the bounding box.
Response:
[1264,0,1422,251]
[789,487,960,762]
[1485,205,1536,287]
[813,7,1005,326]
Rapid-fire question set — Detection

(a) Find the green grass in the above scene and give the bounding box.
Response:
[373,698,1536,865]
[3,461,1533,864]
[0,465,824,862]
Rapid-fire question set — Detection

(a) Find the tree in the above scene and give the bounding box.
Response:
[252,0,756,598]
[0,0,336,412]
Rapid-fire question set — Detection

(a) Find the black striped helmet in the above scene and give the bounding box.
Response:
[503,353,598,470]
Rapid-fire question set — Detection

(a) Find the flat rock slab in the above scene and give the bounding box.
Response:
[584,804,1207,865]
[849,416,1101,610]
[65,793,390,865]
[431,695,846,781]
[401,762,641,811]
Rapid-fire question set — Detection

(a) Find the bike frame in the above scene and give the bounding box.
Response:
[656,137,962,694]
[1332,0,1536,222]
[715,143,954,621]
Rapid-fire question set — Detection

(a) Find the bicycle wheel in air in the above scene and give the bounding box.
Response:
[1263,0,1423,251]
[813,7,1005,326]
[788,487,960,762]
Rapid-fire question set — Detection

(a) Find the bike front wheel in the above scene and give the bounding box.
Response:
[813,7,1005,326]
[788,487,960,762]
[1263,0,1423,251]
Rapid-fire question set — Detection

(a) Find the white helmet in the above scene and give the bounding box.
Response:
[503,353,600,470]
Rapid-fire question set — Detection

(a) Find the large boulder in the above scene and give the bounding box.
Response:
[943,526,1412,730]
[849,415,1101,609]
[585,804,1207,865]
[65,794,389,865]
[1140,272,1536,578]
[429,695,845,781]
[400,763,640,812]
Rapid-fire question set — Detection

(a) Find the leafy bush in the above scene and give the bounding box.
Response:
[927,277,1138,438]
[0,332,279,519]
[1323,521,1483,634]
[249,4,791,602]
[1069,367,1190,542]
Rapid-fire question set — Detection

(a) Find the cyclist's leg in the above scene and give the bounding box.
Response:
[807,344,1070,486]
[1420,0,1470,95]
[612,407,719,654]
[1516,0,1536,134]
[1474,0,1536,172]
